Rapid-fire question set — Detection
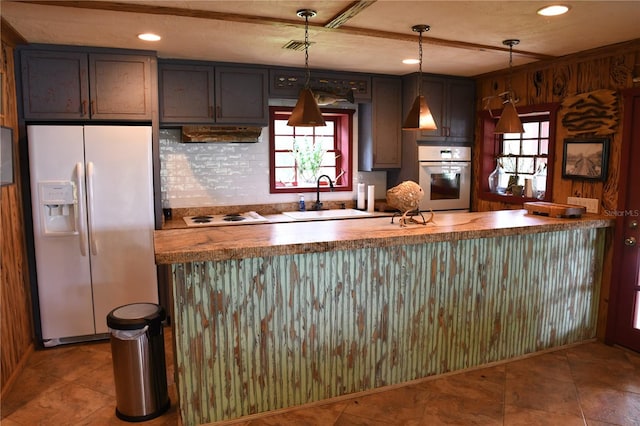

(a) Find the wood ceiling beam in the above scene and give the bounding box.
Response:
[10,0,555,61]
[324,0,377,29]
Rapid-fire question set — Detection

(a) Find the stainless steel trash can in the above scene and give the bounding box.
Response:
[107,303,170,422]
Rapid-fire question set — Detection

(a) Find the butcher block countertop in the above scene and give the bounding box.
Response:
[154,209,613,264]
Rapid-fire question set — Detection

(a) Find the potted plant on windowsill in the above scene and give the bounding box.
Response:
[291,139,325,184]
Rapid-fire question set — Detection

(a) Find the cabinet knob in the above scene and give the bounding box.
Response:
[624,236,637,247]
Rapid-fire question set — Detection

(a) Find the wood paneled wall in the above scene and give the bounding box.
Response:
[472,39,640,339]
[473,39,640,212]
[1,24,33,395]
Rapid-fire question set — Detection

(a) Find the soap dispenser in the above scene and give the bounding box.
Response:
[298,195,306,212]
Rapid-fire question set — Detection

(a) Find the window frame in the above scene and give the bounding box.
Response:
[479,103,560,204]
[269,106,354,194]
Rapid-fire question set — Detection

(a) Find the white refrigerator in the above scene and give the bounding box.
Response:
[28,125,158,346]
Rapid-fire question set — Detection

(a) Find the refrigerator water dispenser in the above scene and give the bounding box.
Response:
[38,181,77,235]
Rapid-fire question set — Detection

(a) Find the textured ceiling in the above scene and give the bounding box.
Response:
[2,1,640,77]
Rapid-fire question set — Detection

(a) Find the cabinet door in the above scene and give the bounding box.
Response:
[372,77,402,168]
[20,50,89,120]
[418,76,446,140]
[159,64,215,123]
[447,79,476,142]
[89,54,152,120]
[215,67,268,125]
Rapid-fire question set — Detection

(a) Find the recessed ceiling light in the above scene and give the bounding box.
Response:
[537,5,570,16]
[138,33,161,42]
[403,59,420,65]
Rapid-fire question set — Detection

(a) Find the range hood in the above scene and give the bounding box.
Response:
[181,126,263,143]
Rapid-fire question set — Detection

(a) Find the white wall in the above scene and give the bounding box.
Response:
[159,108,387,208]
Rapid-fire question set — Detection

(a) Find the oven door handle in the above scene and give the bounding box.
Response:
[420,161,470,167]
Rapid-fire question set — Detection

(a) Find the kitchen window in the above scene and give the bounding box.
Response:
[269,107,354,193]
[479,103,559,203]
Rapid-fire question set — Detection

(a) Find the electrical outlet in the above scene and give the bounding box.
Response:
[567,197,599,214]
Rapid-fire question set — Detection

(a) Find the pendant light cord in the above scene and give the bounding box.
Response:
[418,29,423,95]
[411,25,430,96]
[503,39,519,103]
[508,43,513,102]
[304,14,310,88]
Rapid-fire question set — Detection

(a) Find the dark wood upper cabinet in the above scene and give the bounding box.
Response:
[359,77,402,170]
[20,50,89,120]
[88,54,153,120]
[414,75,476,143]
[159,64,214,123]
[215,67,268,125]
[159,62,268,126]
[20,48,153,121]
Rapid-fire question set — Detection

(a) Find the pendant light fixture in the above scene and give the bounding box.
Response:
[402,24,437,131]
[287,9,326,127]
[495,39,524,134]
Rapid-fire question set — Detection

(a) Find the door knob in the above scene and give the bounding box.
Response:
[624,236,637,247]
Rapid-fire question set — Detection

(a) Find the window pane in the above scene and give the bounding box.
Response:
[275,151,295,167]
[274,136,295,151]
[503,140,520,155]
[315,121,335,135]
[523,122,539,137]
[518,157,535,175]
[502,156,517,173]
[275,168,295,186]
[323,151,337,167]
[540,121,549,137]
[295,127,315,138]
[540,139,549,155]
[274,119,293,135]
[522,140,538,155]
[317,136,335,151]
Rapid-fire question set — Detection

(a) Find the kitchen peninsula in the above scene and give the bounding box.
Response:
[154,210,613,426]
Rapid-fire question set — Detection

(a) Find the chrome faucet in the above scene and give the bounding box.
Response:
[314,174,334,210]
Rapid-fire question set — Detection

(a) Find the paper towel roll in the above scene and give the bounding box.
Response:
[357,183,366,210]
[367,185,375,212]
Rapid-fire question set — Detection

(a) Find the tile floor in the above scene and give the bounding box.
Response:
[2,331,640,425]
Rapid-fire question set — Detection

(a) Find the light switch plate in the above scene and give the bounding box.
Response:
[567,197,599,214]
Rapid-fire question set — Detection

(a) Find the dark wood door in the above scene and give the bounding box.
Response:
[371,77,401,168]
[20,50,89,119]
[214,67,268,125]
[607,88,640,352]
[159,63,214,123]
[89,54,152,120]
[447,79,476,142]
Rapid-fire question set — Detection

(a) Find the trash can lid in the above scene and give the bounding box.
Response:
[107,303,166,330]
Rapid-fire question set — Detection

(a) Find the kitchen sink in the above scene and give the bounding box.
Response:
[282,209,373,221]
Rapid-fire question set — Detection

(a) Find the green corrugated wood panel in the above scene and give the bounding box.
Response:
[172,228,605,425]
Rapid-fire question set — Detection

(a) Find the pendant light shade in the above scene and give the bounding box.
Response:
[288,88,325,126]
[287,9,326,127]
[495,101,524,133]
[495,39,524,134]
[403,95,437,129]
[403,24,437,131]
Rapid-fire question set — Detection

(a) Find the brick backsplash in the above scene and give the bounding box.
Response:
[159,128,386,209]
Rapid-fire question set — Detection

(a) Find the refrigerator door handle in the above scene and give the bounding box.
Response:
[86,161,98,255]
[75,162,88,256]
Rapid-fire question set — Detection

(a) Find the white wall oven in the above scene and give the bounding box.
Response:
[418,146,471,211]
